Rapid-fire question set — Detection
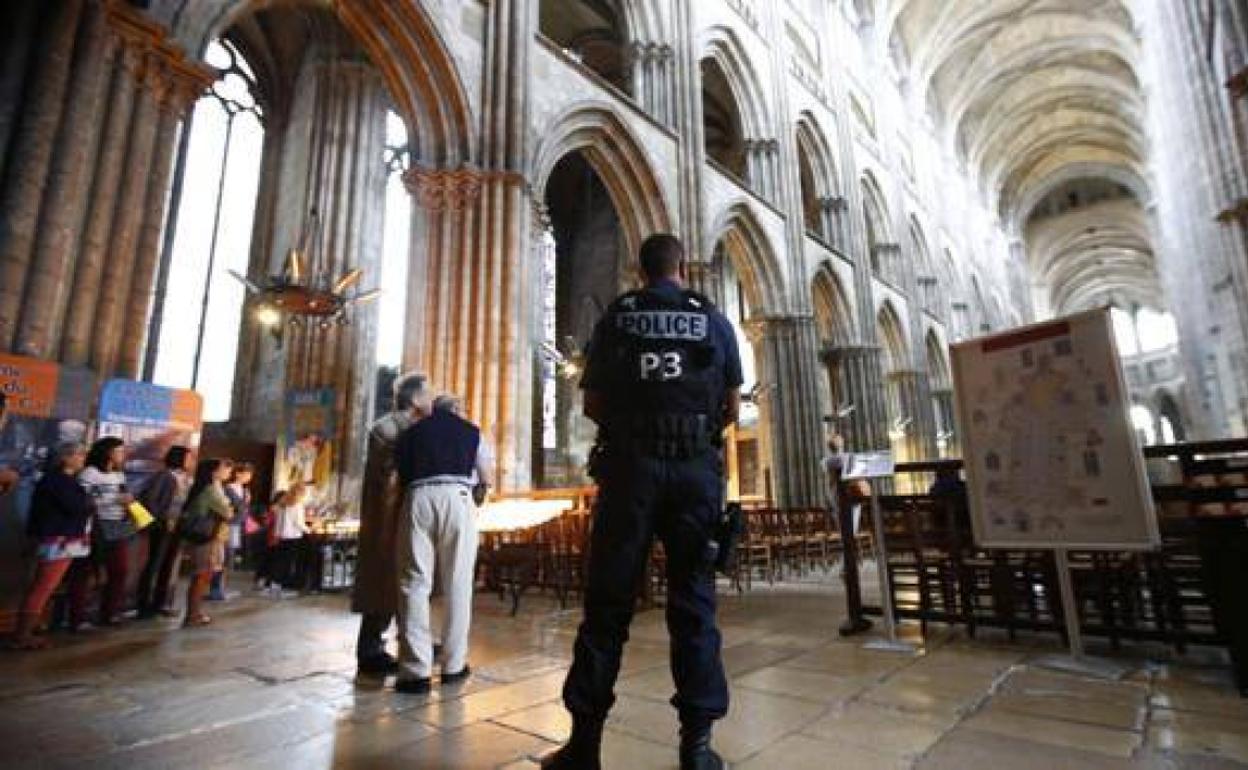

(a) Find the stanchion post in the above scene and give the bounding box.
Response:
[1054,548,1084,658]
[869,485,900,644]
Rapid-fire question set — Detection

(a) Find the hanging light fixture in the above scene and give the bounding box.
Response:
[229,208,381,340]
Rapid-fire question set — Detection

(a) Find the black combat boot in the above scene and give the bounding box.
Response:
[679,722,725,770]
[539,714,604,770]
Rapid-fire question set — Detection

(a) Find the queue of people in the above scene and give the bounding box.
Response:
[7,438,263,648]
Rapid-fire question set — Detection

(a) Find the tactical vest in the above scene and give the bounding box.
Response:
[598,286,723,425]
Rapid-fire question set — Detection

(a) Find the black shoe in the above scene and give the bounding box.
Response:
[441,665,471,685]
[539,744,602,770]
[358,654,400,675]
[680,747,725,770]
[680,723,724,770]
[539,715,604,770]
[394,677,432,695]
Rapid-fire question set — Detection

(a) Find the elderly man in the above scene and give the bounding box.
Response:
[393,389,494,694]
[353,372,428,675]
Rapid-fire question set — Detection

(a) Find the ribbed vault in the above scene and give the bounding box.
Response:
[879,0,1160,316]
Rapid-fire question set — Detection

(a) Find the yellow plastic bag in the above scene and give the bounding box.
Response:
[128,501,155,531]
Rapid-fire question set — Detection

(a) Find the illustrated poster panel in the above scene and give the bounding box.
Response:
[281,388,336,491]
[950,309,1158,550]
[97,379,204,493]
[0,355,97,617]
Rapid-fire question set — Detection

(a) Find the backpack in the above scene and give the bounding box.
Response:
[177,491,220,545]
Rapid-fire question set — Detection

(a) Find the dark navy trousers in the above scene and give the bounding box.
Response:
[561,449,729,728]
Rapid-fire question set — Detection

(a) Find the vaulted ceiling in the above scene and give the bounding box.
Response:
[877,0,1161,313]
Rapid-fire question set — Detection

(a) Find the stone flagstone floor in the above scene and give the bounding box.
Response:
[1,578,1246,769]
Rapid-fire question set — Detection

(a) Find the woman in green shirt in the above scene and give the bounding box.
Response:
[181,458,234,627]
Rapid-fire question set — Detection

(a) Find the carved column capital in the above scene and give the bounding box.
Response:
[403,165,485,212]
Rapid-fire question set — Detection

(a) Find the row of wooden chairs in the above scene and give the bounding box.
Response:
[731,508,869,592]
[871,493,1224,653]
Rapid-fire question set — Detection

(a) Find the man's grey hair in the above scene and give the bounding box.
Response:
[393,372,431,412]
[432,394,463,415]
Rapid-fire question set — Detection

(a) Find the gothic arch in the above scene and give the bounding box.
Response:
[707,202,785,316]
[795,113,842,238]
[539,0,633,93]
[1154,389,1186,443]
[925,328,950,389]
[908,215,934,275]
[877,300,910,373]
[860,171,893,248]
[179,0,474,165]
[812,264,856,346]
[532,103,673,258]
[698,25,772,141]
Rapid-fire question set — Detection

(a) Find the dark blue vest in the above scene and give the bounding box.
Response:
[396,410,481,486]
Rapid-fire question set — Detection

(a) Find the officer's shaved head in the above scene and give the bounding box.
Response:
[639,234,684,280]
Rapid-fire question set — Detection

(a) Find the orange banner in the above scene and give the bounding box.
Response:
[0,354,60,418]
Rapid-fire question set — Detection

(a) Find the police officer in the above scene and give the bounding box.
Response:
[541,234,743,770]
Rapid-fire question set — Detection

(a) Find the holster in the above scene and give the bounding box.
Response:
[713,501,744,575]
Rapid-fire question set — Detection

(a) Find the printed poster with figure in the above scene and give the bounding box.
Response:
[950,308,1158,550]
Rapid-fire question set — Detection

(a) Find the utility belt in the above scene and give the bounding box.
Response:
[605,413,721,460]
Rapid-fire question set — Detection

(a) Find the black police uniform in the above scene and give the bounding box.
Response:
[560,278,744,739]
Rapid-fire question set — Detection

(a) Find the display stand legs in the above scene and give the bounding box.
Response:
[1035,549,1131,680]
[863,489,917,654]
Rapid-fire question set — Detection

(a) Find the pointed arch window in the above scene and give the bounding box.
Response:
[151,39,265,422]
[378,111,412,369]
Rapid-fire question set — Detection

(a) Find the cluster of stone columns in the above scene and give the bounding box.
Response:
[392,0,535,490]
[745,139,782,202]
[629,42,676,128]
[816,196,851,252]
[870,242,904,284]
[746,315,826,506]
[279,56,389,492]
[820,344,888,452]
[887,369,936,466]
[0,0,213,375]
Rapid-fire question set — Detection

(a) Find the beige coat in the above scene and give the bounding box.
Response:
[351,410,414,615]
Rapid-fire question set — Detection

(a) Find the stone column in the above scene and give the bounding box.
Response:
[917,275,939,319]
[750,315,825,507]
[888,369,937,464]
[0,1,43,187]
[278,57,388,497]
[820,195,850,254]
[931,387,958,457]
[630,42,675,128]
[89,40,166,377]
[395,0,533,491]
[60,17,144,366]
[822,343,888,452]
[0,0,85,349]
[871,242,902,284]
[745,139,780,203]
[117,51,215,378]
[13,1,116,359]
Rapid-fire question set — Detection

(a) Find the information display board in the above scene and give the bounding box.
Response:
[98,379,204,492]
[951,308,1158,550]
[842,451,896,480]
